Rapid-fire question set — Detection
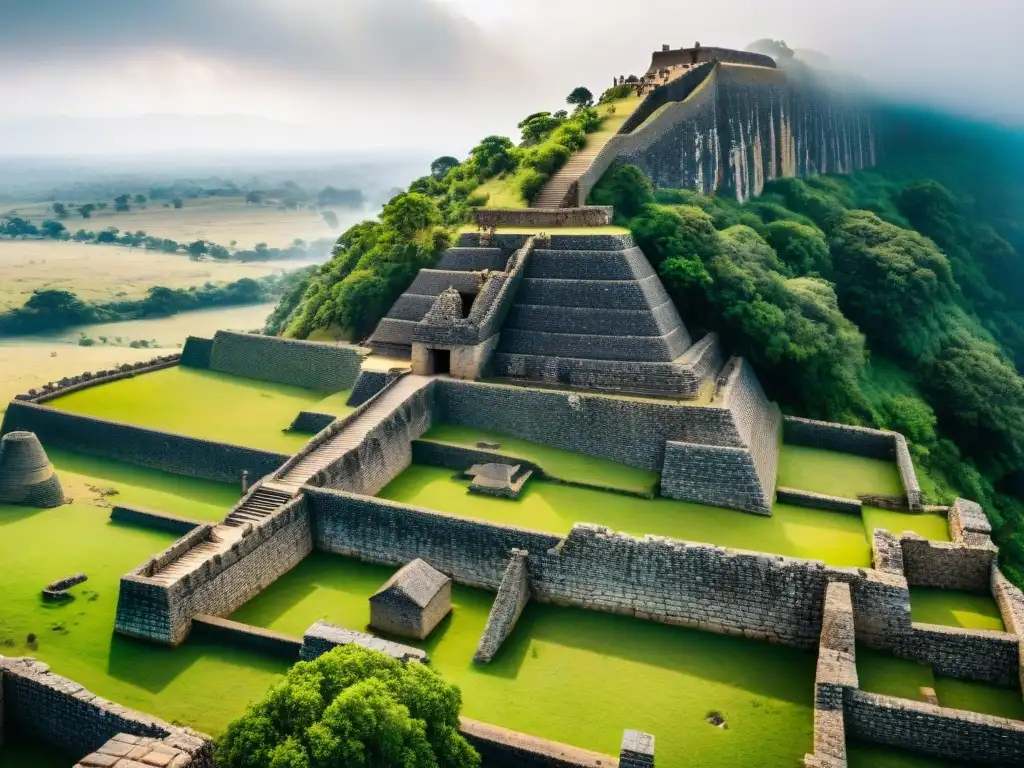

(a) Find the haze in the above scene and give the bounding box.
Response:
[0,0,1020,158]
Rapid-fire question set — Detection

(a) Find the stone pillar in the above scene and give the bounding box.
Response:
[619,729,655,767]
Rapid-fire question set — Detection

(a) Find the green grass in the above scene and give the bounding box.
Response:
[230,552,816,767]
[420,424,658,494]
[857,646,1024,720]
[777,444,904,498]
[47,366,353,453]
[862,507,951,542]
[379,464,876,566]
[47,446,240,521]
[909,588,1005,631]
[0,496,287,737]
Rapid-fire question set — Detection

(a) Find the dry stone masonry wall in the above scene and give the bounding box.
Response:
[13,355,181,404]
[474,549,531,662]
[2,401,288,484]
[0,656,212,766]
[208,331,363,390]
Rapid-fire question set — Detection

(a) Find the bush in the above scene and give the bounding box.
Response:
[217,645,479,768]
[599,83,634,103]
[523,144,571,176]
[518,169,549,203]
[465,191,489,207]
[588,164,654,218]
[764,220,831,276]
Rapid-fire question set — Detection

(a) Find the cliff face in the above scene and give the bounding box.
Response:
[597,63,876,202]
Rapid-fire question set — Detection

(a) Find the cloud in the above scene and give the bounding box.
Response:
[0,0,1020,156]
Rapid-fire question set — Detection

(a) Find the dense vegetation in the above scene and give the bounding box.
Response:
[0,269,311,336]
[0,215,334,263]
[217,645,478,768]
[590,107,1024,581]
[269,86,629,340]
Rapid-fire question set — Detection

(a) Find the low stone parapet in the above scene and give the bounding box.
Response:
[897,622,1019,687]
[458,718,616,768]
[191,614,301,662]
[870,529,905,575]
[900,532,996,593]
[777,487,862,515]
[110,504,202,536]
[470,207,613,229]
[14,355,181,404]
[300,620,427,664]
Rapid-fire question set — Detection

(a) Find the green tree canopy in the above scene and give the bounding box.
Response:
[429,156,460,180]
[587,164,654,219]
[763,220,831,276]
[217,646,479,768]
[566,86,594,109]
[468,136,517,179]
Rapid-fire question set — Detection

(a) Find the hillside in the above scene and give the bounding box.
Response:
[268,91,1024,580]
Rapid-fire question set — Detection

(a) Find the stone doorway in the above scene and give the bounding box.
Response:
[428,348,451,375]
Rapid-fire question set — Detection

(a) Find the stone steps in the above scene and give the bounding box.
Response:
[532,136,617,208]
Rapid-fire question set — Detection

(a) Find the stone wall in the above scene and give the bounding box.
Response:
[307,488,910,650]
[783,415,895,459]
[0,656,212,765]
[845,689,1024,765]
[590,62,876,203]
[660,358,779,514]
[804,582,857,768]
[871,529,905,575]
[777,487,861,515]
[993,569,1024,694]
[474,549,531,662]
[287,410,336,433]
[347,369,404,407]
[899,533,996,593]
[110,504,202,535]
[311,378,434,497]
[620,61,716,134]
[190,614,301,662]
[1,401,288,484]
[893,435,922,509]
[412,440,544,479]
[300,621,427,663]
[459,718,616,768]
[115,499,312,645]
[13,355,180,404]
[897,623,1019,687]
[180,336,214,369]
[207,331,363,390]
[433,378,742,471]
[470,207,612,228]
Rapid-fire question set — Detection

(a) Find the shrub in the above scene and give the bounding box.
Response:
[523,144,570,176]
[465,191,489,208]
[599,84,634,103]
[588,164,654,218]
[518,169,549,203]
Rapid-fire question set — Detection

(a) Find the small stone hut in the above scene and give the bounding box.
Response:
[0,431,64,508]
[369,559,452,640]
[466,462,532,498]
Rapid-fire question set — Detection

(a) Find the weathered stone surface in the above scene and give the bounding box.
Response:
[475,549,531,662]
[207,331,363,391]
[300,620,427,663]
[369,558,452,640]
[0,430,64,507]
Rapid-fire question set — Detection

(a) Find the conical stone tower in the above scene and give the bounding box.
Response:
[0,431,65,508]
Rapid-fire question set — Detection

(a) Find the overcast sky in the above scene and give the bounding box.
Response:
[0,0,1021,156]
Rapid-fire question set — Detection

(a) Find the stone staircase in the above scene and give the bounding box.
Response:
[147,374,435,586]
[531,143,609,208]
[272,374,434,493]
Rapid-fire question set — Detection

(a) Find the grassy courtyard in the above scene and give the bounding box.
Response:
[230,552,816,767]
[909,587,1005,632]
[0,494,288,737]
[378,464,947,567]
[777,444,904,498]
[857,646,1024,720]
[419,423,659,495]
[47,366,353,453]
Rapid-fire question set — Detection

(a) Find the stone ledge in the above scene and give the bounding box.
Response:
[300,620,428,663]
[471,207,613,228]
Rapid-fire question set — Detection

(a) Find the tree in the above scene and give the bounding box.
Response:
[40,220,67,239]
[96,228,119,243]
[468,136,517,179]
[134,194,147,206]
[566,86,594,110]
[246,191,264,204]
[217,645,479,768]
[52,202,68,218]
[79,203,96,219]
[187,240,208,259]
[764,220,831,276]
[114,194,131,212]
[317,187,365,208]
[322,210,340,230]
[172,197,184,209]
[381,193,440,239]
[429,156,460,180]
[517,113,563,146]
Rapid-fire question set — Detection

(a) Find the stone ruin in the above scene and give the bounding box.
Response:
[465,462,532,498]
[0,430,64,508]
[369,558,452,640]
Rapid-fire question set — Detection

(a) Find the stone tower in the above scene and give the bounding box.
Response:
[0,431,65,508]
